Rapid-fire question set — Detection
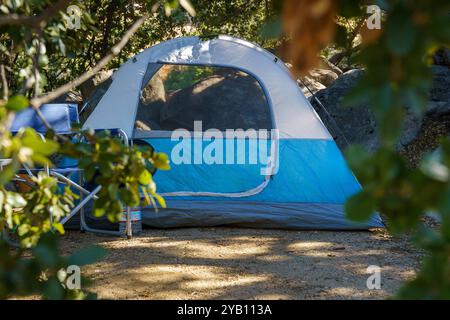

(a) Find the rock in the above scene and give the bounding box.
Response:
[135,74,167,131]
[298,76,326,98]
[317,57,343,76]
[78,76,113,123]
[311,69,380,151]
[308,68,339,87]
[79,69,114,101]
[311,66,450,153]
[286,61,339,96]
[328,51,345,66]
[399,66,450,148]
[50,90,83,104]
[284,63,326,97]
[158,70,271,131]
[433,47,450,67]
[141,74,166,104]
[427,65,450,118]
[135,120,152,131]
[400,115,450,166]
[398,109,422,148]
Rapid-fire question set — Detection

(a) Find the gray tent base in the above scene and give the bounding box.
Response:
[64,201,383,231]
[142,201,384,230]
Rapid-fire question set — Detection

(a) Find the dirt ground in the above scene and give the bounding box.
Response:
[59,226,423,300]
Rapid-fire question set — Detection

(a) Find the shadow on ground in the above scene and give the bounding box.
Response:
[60,227,422,300]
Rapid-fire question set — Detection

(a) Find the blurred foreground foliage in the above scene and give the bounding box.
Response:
[0,1,171,300]
[0,233,106,299]
[270,0,450,299]
[0,95,169,299]
[338,0,450,299]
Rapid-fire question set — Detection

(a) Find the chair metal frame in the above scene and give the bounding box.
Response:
[1,105,136,242]
[58,128,134,238]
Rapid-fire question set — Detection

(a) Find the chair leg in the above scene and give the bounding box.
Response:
[126,206,132,239]
[80,216,122,236]
[73,185,123,237]
[78,173,85,233]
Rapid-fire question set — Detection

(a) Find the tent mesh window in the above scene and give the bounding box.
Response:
[135,64,272,132]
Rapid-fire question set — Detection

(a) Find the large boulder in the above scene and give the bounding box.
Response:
[141,74,166,104]
[310,66,450,152]
[308,68,339,87]
[317,57,343,76]
[311,69,379,151]
[433,47,450,67]
[285,62,338,96]
[157,71,271,131]
[78,70,114,101]
[427,65,450,119]
[298,76,326,98]
[78,74,113,123]
[135,74,167,130]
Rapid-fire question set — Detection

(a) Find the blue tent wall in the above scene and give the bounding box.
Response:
[140,137,384,229]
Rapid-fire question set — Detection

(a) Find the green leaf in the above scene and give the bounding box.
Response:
[17,224,30,236]
[6,192,26,207]
[93,206,105,218]
[344,144,370,169]
[420,149,449,182]
[153,193,166,208]
[5,95,29,111]
[68,245,107,266]
[386,9,416,56]
[22,128,59,156]
[52,222,65,235]
[345,191,377,222]
[138,170,152,185]
[33,244,59,267]
[38,54,49,67]
[260,19,282,40]
[401,87,427,115]
[153,153,170,170]
[413,225,446,251]
[0,163,20,186]
[42,277,65,300]
[84,165,96,182]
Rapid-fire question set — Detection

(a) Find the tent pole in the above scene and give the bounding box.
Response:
[298,78,350,148]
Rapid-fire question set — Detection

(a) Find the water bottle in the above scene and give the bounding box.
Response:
[119,206,142,236]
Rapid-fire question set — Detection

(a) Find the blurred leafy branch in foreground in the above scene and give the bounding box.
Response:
[0,0,173,299]
[0,91,170,300]
[276,0,450,298]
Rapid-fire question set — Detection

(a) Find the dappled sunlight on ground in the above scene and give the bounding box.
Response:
[60,227,423,300]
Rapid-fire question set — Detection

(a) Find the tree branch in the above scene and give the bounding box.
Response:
[0,64,8,100]
[0,0,72,28]
[30,15,148,108]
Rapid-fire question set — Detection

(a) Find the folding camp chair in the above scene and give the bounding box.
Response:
[4,104,135,239]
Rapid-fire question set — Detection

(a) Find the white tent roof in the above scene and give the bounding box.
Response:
[83,35,332,140]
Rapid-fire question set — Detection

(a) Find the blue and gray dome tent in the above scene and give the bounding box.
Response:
[83,35,383,230]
